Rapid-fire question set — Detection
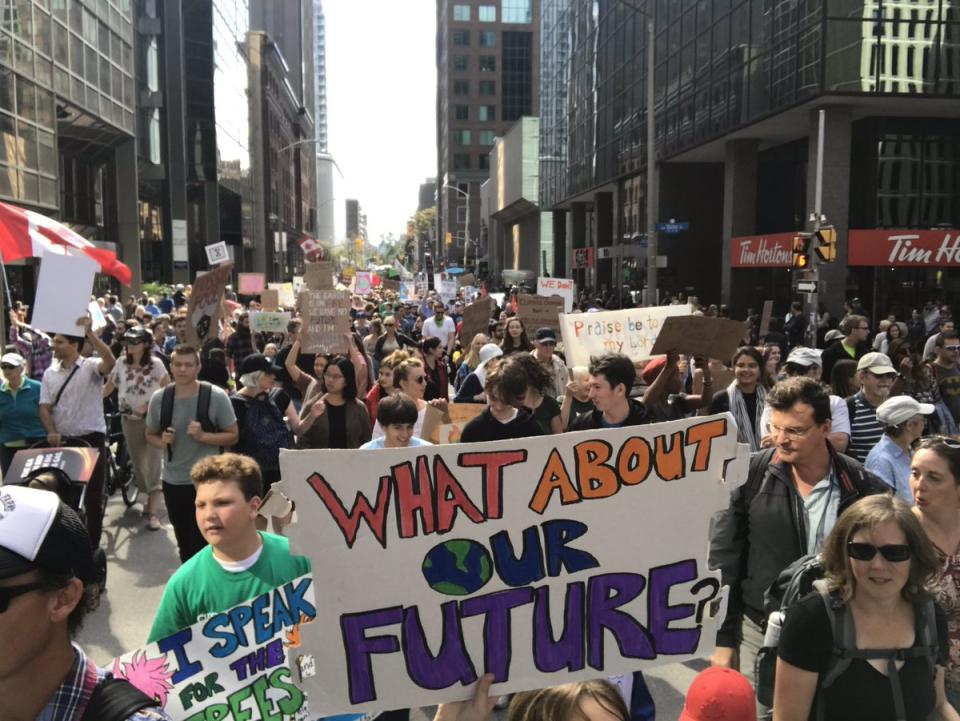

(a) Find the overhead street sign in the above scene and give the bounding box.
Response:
[656,220,689,234]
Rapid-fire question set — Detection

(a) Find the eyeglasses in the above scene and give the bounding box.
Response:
[412,375,427,384]
[769,423,817,440]
[944,345,960,351]
[0,364,19,370]
[323,373,344,381]
[0,582,45,613]
[847,542,912,563]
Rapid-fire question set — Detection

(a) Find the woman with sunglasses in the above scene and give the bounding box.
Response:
[103,327,169,530]
[0,352,45,475]
[774,494,956,721]
[913,436,960,710]
[296,356,371,450]
[364,350,410,429]
[371,358,447,440]
[373,315,416,365]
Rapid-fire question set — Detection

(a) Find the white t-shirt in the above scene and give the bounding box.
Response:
[421,315,456,349]
[40,356,107,436]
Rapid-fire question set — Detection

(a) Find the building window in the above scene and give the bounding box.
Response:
[479,80,496,95]
[458,182,470,194]
[453,129,472,145]
[479,130,496,145]
[479,55,496,72]
[502,31,532,121]
[457,206,467,223]
[453,153,471,170]
[453,79,470,95]
[453,30,469,47]
[453,4,471,21]
[478,105,496,121]
[479,5,496,21]
[453,55,469,71]
[502,0,532,23]
[454,105,469,120]
[479,155,490,170]
[479,31,496,47]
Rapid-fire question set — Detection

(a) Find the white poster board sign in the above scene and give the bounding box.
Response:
[560,304,693,367]
[440,280,458,306]
[32,251,99,336]
[277,416,745,713]
[538,277,575,313]
[205,240,230,266]
[250,311,292,334]
[268,283,296,308]
[87,301,107,332]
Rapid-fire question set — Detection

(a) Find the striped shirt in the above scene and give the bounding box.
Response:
[847,390,883,462]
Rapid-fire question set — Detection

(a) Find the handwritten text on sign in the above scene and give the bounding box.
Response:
[277,416,744,713]
[111,576,316,720]
[560,305,692,367]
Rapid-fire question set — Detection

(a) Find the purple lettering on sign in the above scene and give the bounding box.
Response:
[402,601,478,689]
[587,573,656,669]
[532,582,586,673]
[648,560,700,654]
[461,588,535,681]
[340,606,403,704]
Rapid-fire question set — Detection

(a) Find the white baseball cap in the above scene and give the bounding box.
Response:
[876,395,935,428]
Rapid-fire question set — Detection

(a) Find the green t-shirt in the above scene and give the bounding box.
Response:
[148,532,311,643]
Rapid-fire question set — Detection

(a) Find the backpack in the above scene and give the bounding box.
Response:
[755,553,939,721]
[230,389,291,470]
[159,382,217,461]
[81,677,158,721]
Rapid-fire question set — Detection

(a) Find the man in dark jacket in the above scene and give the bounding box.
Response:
[570,353,648,430]
[819,314,870,380]
[709,377,886,702]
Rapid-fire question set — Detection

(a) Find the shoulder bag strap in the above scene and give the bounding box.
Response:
[81,677,157,721]
[52,363,82,408]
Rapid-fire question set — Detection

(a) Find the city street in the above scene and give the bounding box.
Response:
[79,495,705,721]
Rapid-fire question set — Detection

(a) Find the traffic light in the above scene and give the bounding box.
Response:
[354,236,363,254]
[792,234,812,269]
[815,226,837,262]
[445,231,453,247]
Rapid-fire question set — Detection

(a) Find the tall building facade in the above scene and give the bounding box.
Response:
[436,0,541,270]
[544,0,960,314]
[312,1,335,246]
[0,0,140,293]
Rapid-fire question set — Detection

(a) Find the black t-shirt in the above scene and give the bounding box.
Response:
[708,389,758,434]
[460,407,545,443]
[326,402,348,449]
[565,397,595,430]
[530,394,561,434]
[778,593,947,721]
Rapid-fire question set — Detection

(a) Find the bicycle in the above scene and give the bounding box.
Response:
[104,409,139,508]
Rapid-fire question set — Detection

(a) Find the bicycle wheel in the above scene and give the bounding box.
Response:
[117,444,139,507]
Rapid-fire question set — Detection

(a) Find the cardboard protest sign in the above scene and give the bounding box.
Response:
[420,403,482,443]
[31,251,99,337]
[457,273,476,288]
[260,289,280,311]
[759,300,774,338]
[382,279,401,293]
[239,272,266,294]
[299,290,351,354]
[517,293,564,334]
[250,311,292,334]
[459,297,494,344]
[277,416,745,713]
[560,304,693,367]
[650,316,749,362]
[186,263,234,346]
[355,271,372,295]
[268,283,295,308]
[110,575,318,719]
[538,277,575,313]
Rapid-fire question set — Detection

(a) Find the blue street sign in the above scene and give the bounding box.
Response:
[656,221,689,234]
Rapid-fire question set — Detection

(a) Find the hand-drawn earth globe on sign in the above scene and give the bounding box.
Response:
[422,538,493,595]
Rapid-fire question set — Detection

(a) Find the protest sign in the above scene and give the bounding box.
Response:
[560,304,693,367]
[457,273,476,288]
[239,272,266,294]
[304,262,334,290]
[460,297,494,345]
[420,402,483,443]
[399,282,414,301]
[517,293,564,334]
[382,279,401,293]
[88,300,107,332]
[205,240,230,266]
[110,575,318,720]
[650,316,749,362]
[299,290,351,354]
[355,271,372,295]
[268,282,295,308]
[759,300,774,338]
[250,311,292,334]
[277,415,745,713]
[31,251,99,337]
[537,277,575,313]
[292,276,304,294]
[260,289,280,311]
[440,280,458,306]
[186,263,234,346]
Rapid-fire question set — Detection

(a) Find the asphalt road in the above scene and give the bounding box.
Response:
[78,495,703,720]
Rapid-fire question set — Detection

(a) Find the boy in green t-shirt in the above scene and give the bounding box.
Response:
[148,453,310,643]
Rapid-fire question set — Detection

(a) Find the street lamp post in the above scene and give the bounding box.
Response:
[440,184,471,269]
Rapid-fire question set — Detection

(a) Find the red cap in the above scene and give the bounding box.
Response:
[641,356,667,385]
[678,668,755,721]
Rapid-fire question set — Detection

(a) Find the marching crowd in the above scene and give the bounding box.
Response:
[2,281,960,721]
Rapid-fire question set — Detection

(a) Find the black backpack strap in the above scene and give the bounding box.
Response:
[81,677,157,721]
[197,382,215,433]
[159,384,176,462]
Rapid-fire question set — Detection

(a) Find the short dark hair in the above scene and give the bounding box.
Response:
[191,452,263,501]
[507,353,553,395]
[421,336,442,354]
[56,334,85,350]
[936,331,959,347]
[171,344,200,362]
[484,357,528,406]
[588,354,636,395]
[38,570,99,638]
[377,392,419,426]
[765,376,832,424]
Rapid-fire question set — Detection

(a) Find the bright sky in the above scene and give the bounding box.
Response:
[324,0,437,248]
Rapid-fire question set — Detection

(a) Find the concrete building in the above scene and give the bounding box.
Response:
[543,0,960,316]
[436,0,541,270]
[313,1,334,246]
[0,0,139,295]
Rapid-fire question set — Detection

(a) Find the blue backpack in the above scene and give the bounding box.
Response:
[231,389,291,470]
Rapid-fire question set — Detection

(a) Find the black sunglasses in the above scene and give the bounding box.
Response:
[0,582,45,613]
[847,542,912,563]
[0,364,19,370]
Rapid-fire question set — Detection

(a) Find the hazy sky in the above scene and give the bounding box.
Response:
[324,0,437,247]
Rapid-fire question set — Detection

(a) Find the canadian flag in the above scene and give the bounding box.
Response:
[298,235,326,262]
[0,201,132,286]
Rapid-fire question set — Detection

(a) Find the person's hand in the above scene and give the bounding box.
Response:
[46,432,62,447]
[666,349,680,365]
[311,394,328,417]
[161,427,176,446]
[186,420,204,440]
[899,356,914,374]
[76,315,93,335]
[710,646,739,670]
[433,674,497,721]
[430,398,449,413]
[8,309,19,326]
